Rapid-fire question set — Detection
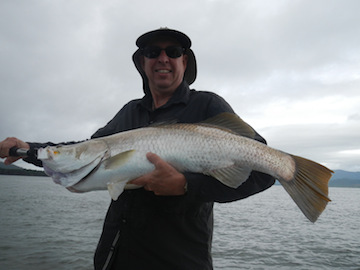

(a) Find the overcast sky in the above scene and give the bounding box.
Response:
[1,0,359,172]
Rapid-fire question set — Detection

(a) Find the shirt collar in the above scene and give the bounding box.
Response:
[139,81,190,111]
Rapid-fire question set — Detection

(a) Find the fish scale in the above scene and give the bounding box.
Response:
[37,113,333,222]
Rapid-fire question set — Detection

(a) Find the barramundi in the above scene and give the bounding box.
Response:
[37,113,333,222]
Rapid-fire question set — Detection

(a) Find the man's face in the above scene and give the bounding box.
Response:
[141,40,188,94]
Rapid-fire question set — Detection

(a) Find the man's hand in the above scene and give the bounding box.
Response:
[129,152,187,196]
[0,137,30,165]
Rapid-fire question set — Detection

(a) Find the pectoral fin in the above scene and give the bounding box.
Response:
[104,150,136,170]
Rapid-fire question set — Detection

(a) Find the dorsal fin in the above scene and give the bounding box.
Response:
[149,119,178,127]
[200,112,256,139]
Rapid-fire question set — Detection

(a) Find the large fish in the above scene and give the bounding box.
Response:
[37,113,333,222]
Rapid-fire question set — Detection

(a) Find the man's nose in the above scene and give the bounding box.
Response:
[157,49,169,62]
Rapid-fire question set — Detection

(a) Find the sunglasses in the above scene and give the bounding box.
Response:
[142,46,185,59]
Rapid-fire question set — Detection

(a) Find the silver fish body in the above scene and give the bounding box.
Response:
[37,113,332,222]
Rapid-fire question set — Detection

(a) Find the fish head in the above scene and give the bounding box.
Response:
[37,140,109,187]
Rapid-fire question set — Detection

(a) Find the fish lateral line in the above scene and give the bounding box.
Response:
[37,112,334,223]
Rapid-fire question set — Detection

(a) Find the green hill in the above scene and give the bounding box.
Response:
[0,162,46,176]
[330,170,360,188]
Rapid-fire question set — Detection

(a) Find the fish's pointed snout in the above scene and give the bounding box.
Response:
[48,148,59,159]
[37,148,51,160]
[39,147,62,160]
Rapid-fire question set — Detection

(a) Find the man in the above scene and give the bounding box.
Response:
[0,28,275,269]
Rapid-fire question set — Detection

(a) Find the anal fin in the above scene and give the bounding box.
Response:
[206,165,252,188]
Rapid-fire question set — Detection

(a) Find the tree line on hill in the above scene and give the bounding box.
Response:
[0,162,47,176]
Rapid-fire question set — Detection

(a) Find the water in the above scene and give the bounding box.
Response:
[212,186,360,270]
[0,176,359,270]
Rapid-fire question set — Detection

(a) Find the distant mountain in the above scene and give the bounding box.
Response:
[330,170,360,188]
[272,170,360,188]
[0,162,23,170]
[0,162,46,176]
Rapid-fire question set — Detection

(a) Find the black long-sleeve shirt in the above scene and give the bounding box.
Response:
[25,81,275,270]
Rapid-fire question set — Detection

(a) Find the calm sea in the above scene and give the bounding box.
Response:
[0,175,359,270]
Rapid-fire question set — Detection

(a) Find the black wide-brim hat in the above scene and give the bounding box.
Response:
[132,28,197,91]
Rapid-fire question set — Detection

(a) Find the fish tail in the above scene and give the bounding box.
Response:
[278,155,333,223]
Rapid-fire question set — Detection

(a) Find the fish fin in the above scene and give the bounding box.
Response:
[201,112,256,139]
[104,150,136,170]
[124,183,143,190]
[107,180,128,201]
[149,119,178,126]
[278,155,333,223]
[206,165,252,188]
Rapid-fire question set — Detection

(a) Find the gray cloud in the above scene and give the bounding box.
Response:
[1,0,359,172]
